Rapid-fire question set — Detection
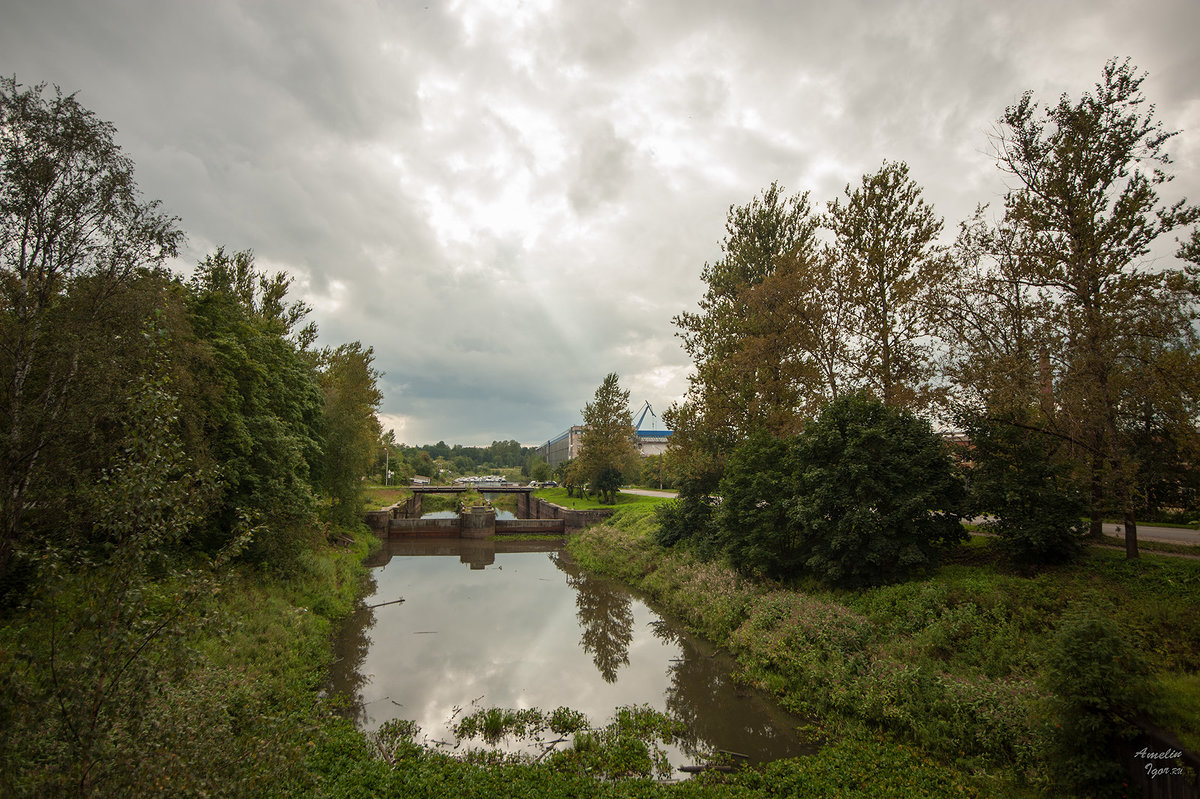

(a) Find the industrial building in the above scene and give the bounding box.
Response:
[538,402,672,468]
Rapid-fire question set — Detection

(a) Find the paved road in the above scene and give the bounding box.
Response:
[621,488,680,498]
[623,490,1199,548]
[1103,522,1200,546]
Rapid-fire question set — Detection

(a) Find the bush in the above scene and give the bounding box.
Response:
[963,412,1087,564]
[652,479,716,549]
[787,394,966,586]
[1043,609,1151,796]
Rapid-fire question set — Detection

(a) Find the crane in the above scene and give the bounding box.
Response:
[632,400,663,431]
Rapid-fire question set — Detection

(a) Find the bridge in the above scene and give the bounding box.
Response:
[364,485,615,538]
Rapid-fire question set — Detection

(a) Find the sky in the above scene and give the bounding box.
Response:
[4,1,1199,447]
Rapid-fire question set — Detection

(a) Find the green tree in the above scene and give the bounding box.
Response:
[713,432,795,575]
[990,58,1200,556]
[786,393,965,586]
[187,249,323,567]
[0,78,182,587]
[667,183,821,487]
[826,160,949,411]
[577,373,639,504]
[961,410,1088,563]
[314,343,383,527]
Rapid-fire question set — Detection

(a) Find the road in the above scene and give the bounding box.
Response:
[1103,522,1200,546]
[621,489,1199,548]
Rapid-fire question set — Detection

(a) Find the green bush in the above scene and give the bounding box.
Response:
[962,412,1087,564]
[1042,609,1151,796]
[713,433,797,576]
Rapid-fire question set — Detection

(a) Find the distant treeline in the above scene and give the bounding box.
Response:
[380,438,540,482]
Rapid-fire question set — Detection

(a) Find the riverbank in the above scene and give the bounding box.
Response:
[302,526,987,798]
[566,505,1200,797]
[0,525,376,796]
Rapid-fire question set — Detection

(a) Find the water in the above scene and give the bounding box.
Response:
[326,537,814,771]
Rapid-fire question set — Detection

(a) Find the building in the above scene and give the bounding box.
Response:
[538,402,673,468]
[539,425,585,469]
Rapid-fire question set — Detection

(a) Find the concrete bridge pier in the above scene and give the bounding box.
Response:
[460,505,496,538]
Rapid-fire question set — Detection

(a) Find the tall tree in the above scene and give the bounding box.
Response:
[990,58,1200,556]
[577,373,639,505]
[0,78,182,585]
[667,183,820,488]
[825,160,948,411]
[187,249,323,565]
[314,343,383,527]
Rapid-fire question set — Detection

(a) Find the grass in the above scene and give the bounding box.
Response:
[565,504,1200,797]
[534,487,673,511]
[362,484,411,509]
[0,525,376,797]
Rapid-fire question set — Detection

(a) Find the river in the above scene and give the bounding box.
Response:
[326,536,813,773]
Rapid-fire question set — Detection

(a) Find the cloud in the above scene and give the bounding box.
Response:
[4,0,1198,444]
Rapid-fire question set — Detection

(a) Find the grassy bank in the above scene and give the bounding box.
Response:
[534,487,666,511]
[363,484,412,509]
[566,506,1200,797]
[0,528,375,797]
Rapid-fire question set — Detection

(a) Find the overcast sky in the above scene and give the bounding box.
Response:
[4,1,1199,446]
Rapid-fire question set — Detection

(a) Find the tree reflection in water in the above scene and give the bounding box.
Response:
[550,554,816,762]
[649,620,809,760]
[552,554,633,683]
[326,572,378,726]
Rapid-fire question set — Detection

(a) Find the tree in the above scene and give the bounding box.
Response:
[712,432,795,576]
[314,343,383,527]
[0,78,183,587]
[989,58,1200,556]
[825,160,949,411]
[186,249,324,566]
[577,373,639,504]
[667,183,821,487]
[962,410,1088,563]
[786,393,965,586]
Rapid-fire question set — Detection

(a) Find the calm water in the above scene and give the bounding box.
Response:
[326,537,813,770]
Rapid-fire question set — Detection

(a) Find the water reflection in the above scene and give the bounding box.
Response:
[554,554,633,683]
[327,537,815,768]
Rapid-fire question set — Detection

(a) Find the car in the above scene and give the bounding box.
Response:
[542,480,558,487]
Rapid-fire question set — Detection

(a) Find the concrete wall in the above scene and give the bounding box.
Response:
[528,496,616,530]
[495,518,565,534]
[388,517,460,535]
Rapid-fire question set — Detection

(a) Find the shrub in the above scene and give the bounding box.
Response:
[962,412,1087,564]
[652,484,716,550]
[788,393,967,587]
[713,432,798,577]
[1043,609,1151,796]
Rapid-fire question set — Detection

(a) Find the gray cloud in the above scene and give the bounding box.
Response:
[4,0,1198,445]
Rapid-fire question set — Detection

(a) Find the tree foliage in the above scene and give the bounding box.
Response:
[0,78,183,588]
[187,249,325,565]
[707,394,964,586]
[788,393,965,586]
[961,410,1088,563]
[826,160,948,411]
[667,183,820,490]
[952,58,1200,556]
[0,80,389,794]
[577,373,639,504]
[314,343,383,526]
